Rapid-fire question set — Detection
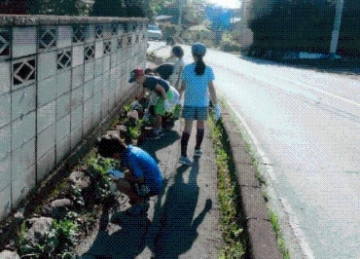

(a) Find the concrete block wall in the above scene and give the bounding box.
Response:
[0,15,148,220]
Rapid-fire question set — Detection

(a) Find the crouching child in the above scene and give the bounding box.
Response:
[96,134,163,216]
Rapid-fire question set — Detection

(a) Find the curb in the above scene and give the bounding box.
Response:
[220,105,282,259]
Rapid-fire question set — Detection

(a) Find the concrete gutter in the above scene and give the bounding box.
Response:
[148,46,283,258]
[220,107,282,259]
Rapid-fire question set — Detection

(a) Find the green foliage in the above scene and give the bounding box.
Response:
[18,221,59,258]
[269,211,290,259]
[208,108,246,258]
[244,0,360,57]
[86,157,116,199]
[28,0,89,15]
[91,0,127,17]
[53,219,79,248]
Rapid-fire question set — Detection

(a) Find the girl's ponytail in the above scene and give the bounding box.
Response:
[194,55,206,75]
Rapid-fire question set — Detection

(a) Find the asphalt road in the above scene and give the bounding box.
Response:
[148,41,360,259]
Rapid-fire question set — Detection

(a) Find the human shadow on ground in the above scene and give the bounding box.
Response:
[80,208,151,259]
[139,129,180,163]
[146,158,213,258]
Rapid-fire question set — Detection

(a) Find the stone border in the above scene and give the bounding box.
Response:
[220,105,283,259]
[0,15,147,26]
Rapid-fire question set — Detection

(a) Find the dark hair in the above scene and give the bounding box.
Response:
[172,45,184,58]
[144,68,153,75]
[96,134,127,158]
[194,55,206,75]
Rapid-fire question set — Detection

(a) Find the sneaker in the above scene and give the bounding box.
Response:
[194,149,203,157]
[124,202,150,216]
[179,156,192,166]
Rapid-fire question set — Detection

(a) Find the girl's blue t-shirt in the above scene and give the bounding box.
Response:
[121,145,163,193]
[181,63,215,107]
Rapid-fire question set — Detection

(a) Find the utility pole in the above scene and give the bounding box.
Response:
[329,0,344,59]
[175,0,184,39]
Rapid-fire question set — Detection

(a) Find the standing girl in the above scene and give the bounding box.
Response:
[178,43,221,165]
[168,45,185,91]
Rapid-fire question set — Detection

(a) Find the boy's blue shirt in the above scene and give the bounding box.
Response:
[121,145,163,192]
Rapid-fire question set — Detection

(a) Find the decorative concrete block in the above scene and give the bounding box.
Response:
[71,105,83,130]
[110,52,117,68]
[38,76,56,107]
[56,69,71,97]
[11,138,35,179]
[71,85,84,109]
[115,78,121,101]
[95,40,103,59]
[104,55,110,72]
[72,65,84,88]
[101,98,109,116]
[12,27,37,58]
[95,58,103,77]
[37,124,55,158]
[70,126,82,150]
[72,45,84,67]
[84,61,94,82]
[93,110,101,125]
[38,51,57,81]
[94,75,103,94]
[0,156,11,192]
[0,185,11,220]
[57,26,72,49]
[0,124,10,161]
[103,71,110,90]
[37,101,56,133]
[83,98,93,119]
[93,92,102,113]
[0,93,11,128]
[56,92,71,120]
[11,112,35,151]
[108,93,115,111]
[0,61,11,95]
[12,57,36,90]
[83,116,93,137]
[56,114,70,142]
[83,80,94,101]
[37,148,55,181]
[56,136,71,164]
[12,168,36,208]
[84,24,95,43]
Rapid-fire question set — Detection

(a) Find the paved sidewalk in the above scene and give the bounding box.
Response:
[77,118,223,258]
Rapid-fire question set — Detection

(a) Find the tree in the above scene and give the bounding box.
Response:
[0,0,31,14]
[91,0,127,17]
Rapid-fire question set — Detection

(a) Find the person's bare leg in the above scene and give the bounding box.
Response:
[154,114,162,132]
[116,179,143,204]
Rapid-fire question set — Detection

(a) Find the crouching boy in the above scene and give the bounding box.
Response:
[96,134,163,215]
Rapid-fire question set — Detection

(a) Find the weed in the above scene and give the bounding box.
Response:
[208,108,246,258]
[269,210,290,259]
[218,99,290,259]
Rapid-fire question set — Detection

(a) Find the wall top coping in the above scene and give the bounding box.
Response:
[0,15,148,26]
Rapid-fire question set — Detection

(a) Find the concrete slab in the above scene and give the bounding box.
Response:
[76,119,223,259]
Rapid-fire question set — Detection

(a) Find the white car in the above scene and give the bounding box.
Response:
[147,24,163,40]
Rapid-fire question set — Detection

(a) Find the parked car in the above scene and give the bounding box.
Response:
[147,24,163,40]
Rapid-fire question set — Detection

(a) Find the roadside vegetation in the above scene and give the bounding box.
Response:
[208,107,247,259]
[206,99,292,259]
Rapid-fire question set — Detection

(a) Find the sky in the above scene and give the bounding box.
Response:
[206,0,241,9]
